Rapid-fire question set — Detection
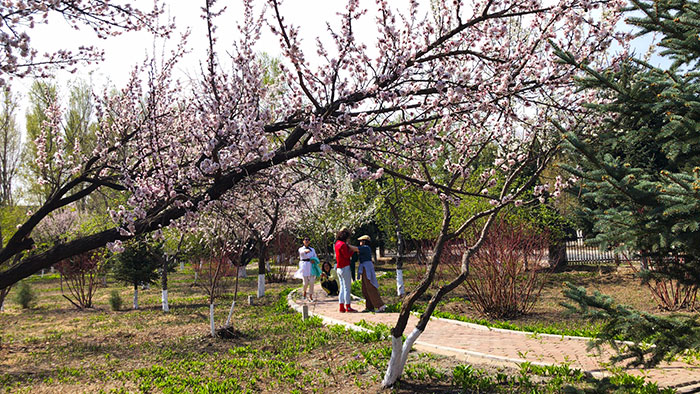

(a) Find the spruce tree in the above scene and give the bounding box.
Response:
[556,0,700,365]
[112,239,166,310]
[559,0,700,283]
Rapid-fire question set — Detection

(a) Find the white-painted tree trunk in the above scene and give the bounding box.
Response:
[382,328,423,388]
[209,303,216,337]
[238,267,248,278]
[396,269,405,296]
[180,259,185,271]
[0,299,4,312]
[257,274,265,298]
[133,287,139,310]
[41,269,45,278]
[162,289,169,312]
[225,300,235,327]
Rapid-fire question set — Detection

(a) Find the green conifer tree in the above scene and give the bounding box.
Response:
[112,239,166,310]
[556,0,700,365]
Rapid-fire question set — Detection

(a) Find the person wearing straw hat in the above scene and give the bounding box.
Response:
[354,235,386,312]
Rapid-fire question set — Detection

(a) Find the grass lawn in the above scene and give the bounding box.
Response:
[0,264,677,393]
[372,259,693,338]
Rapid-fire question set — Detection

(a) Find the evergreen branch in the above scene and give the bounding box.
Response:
[562,282,700,368]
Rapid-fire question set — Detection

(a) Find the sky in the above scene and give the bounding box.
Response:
[15,1,394,99]
[10,0,661,138]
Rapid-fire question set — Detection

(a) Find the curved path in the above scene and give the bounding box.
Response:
[288,287,700,393]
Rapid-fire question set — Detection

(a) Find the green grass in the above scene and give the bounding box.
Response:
[0,267,675,393]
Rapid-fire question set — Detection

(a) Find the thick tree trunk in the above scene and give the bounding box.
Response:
[549,240,568,270]
[257,275,265,298]
[209,303,216,337]
[133,284,139,310]
[382,328,423,388]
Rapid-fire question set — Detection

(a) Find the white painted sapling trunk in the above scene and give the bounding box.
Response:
[396,269,405,296]
[382,328,423,388]
[209,303,216,337]
[257,274,265,298]
[0,299,4,312]
[133,286,139,310]
[225,300,235,327]
[162,289,169,312]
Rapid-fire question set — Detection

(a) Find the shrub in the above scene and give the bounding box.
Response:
[265,263,290,283]
[109,290,123,311]
[14,282,35,309]
[56,250,105,309]
[460,220,550,319]
[634,254,697,311]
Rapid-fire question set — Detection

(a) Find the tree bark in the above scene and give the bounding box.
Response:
[0,285,10,312]
[161,255,169,312]
[209,303,216,337]
[0,133,333,290]
[382,328,423,388]
[257,243,266,298]
[549,240,568,271]
[381,202,497,388]
[225,300,235,327]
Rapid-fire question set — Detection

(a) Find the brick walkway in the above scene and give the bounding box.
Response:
[288,288,700,393]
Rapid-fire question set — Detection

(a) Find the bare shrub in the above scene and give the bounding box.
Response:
[194,250,237,303]
[264,232,296,283]
[265,264,290,283]
[55,250,105,309]
[633,254,697,311]
[460,220,549,319]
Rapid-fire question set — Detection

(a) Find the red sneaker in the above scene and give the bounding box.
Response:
[345,304,358,313]
[339,304,346,313]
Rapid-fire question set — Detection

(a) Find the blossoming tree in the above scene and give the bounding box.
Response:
[0,0,625,385]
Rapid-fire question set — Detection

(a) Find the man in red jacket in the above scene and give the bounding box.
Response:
[334,229,359,312]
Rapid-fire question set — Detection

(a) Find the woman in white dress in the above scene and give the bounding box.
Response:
[297,237,318,301]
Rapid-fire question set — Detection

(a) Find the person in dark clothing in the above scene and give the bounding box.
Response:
[320,261,339,296]
[353,235,386,312]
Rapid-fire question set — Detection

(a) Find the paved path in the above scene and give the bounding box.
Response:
[288,288,700,393]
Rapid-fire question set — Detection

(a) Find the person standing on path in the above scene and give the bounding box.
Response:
[334,229,359,312]
[296,237,318,301]
[354,235,386,312]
